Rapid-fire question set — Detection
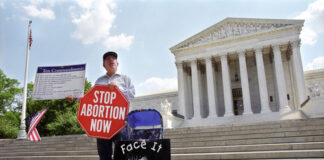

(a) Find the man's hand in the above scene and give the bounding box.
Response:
[65,95,74,102]
[108,82,117,90]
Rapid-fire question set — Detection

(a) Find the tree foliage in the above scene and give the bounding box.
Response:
[0,68,93,138]
[0,69,22,111]
[0,111,20,138]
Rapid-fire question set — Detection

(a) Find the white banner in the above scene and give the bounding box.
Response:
[32,64,86,100]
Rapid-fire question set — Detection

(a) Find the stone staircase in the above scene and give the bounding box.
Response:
[1,117,324,159]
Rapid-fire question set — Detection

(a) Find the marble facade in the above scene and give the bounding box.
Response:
[170,18,307,121]
[130,18,324,127]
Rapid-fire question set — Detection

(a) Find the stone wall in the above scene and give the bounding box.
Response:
[305,68,324,99]
[129,90,178,114]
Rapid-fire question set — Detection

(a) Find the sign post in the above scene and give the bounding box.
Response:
[77,85,129,139]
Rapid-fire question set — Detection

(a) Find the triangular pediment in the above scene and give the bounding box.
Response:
[170,17,304,52]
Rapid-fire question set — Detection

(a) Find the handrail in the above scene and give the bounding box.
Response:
[301,96,311,108]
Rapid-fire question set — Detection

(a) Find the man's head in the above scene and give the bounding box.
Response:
[103,51,119,76]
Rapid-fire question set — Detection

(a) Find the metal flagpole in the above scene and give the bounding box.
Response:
[17,20,32,139]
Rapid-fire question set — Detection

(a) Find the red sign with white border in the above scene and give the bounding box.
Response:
[77,85,129,139]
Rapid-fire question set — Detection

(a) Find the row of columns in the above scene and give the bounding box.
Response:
[176,40,306,119]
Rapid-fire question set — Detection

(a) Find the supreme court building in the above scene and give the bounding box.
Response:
[170,17,308,125]
[131,17,324,127]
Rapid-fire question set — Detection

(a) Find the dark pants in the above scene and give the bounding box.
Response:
[96,134,120,160]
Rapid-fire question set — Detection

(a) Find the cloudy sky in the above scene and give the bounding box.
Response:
[1,0,324,96]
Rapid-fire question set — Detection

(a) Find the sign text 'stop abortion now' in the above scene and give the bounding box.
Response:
[77,85,129,139]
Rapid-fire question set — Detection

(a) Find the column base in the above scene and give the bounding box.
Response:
[260,109,272,114]
[280,105,292,114]
[243,111,253,115]
[207,115,218,119]
[223,113,234,117]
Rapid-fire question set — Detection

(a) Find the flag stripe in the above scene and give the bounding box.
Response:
[28,108,48,132]
[27,108,48,142]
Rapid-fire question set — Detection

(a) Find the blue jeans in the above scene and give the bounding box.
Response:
[96,134,120,160]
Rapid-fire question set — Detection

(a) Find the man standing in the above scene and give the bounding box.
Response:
[67,51,135,160]
[95,51,135,160]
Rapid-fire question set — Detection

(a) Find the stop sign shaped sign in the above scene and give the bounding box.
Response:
[77,85,129,139]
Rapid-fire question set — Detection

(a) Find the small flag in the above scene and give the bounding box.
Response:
[26,108,48,141]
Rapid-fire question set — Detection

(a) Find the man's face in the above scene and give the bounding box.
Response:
[103,55,118,73]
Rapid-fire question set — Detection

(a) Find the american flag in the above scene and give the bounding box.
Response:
[28,20,32,48]
[26,108,48,141]
[29,30,33,48]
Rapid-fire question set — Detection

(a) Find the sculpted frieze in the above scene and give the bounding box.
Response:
[179,23,292,49]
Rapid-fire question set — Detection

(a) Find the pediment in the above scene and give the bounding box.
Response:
[170,18,304,52]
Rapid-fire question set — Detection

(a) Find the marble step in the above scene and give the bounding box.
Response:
[170,129,324,143]
[1,141,322,157]
[171,149,324,160]
[164,118,324,136]
[165,123,324,139]
[3,123,324,150]
[0,150,98,157]
[0,155,99,160]
[171,135,324,147]
[2,131,324,153]
[1,150,323,160]
[2,128,324,153]
[172,142,324,154]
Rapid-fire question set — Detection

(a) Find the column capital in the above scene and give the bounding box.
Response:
[205,56,214,62]
[291,39,301,48]
[254,46,264,53]
[238,50,246,57]
[175,61,184,68]
[189,58,198,64]
[220,54,228,61]
[175,60,183,65]
[272,44,281,53]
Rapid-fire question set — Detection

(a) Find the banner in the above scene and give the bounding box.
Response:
[32,64,86,100]
[114,139,170,160]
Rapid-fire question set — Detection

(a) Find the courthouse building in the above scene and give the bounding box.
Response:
[131,18,324,127]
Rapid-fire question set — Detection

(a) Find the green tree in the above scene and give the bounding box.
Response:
[0,69,22,111]
[0,111,20,138]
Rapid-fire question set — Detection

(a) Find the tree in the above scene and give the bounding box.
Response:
[0,69,22,111]
[0,111,20,138]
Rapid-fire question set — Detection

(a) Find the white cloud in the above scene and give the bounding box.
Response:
[0,2,4,8]
[23,5,55,20]
[103,34,134,50]
[295,0,324,45]
[137,77,178,94]
[305,56,324,70]
[71,0,115,44]
[70,0,133,50]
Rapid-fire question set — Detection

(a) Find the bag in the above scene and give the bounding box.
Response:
[119,109,163,140]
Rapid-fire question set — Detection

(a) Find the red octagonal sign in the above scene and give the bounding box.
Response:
[77,85,129,139]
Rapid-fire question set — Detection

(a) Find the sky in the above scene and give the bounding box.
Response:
[1,0,324,96]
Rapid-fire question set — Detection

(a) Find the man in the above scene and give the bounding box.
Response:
[67,51,135,160]
[96,51,135,160]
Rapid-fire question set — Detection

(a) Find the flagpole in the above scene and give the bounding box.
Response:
[17,20,32,139]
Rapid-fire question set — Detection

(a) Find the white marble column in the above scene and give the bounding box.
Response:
[238,50,253,115]
[272,44,289,111]
[190,59,201,119]
[255,47,271,113]
[176,61,187,119]
[221,55,234,116]
[291,40,307,107]
[205,57,218,118]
